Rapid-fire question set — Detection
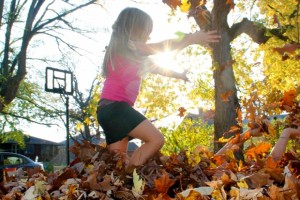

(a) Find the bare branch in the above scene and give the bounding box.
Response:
[31,0,98,35]
[229,18,290,44]
[0,0,4,27]
[2,110,59,126]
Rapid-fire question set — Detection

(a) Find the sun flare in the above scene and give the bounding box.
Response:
[151,51,184,73]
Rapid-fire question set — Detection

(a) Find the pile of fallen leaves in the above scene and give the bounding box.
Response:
[0,137,299,200]
[1,90,300,199]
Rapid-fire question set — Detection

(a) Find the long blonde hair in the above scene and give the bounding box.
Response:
[102,7,153,76]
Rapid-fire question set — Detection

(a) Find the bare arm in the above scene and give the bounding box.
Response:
[268,127,300,161]
[150,65,188,81]
[215,127,262,156]
[134,31,221,56]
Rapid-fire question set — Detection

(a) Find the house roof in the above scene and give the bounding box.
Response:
[4,135,61,145]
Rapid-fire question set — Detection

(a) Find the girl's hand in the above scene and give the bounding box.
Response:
[188,30,221,46]
[179,69,189,82]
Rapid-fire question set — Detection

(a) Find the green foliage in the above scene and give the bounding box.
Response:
[0,130,25,149]
[137,74,187,119]
[160,118,214,156]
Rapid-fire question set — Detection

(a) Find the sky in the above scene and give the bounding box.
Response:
[25,0,193,143]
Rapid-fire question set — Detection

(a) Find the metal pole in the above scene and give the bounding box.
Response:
[66,95,70,165]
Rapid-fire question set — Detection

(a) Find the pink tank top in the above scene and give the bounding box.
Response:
[101,56,141,106]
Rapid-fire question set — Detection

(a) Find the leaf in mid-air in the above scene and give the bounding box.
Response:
[179,0,191,12]
[162,0,181,9]
[178,106,186,117]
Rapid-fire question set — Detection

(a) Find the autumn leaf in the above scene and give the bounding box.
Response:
[228,125,240,134]
[34,181,47,196]
[245,142,272,159]
[269,185,284,200]
[242,172,273,189]
[237,180,248,189]
[273,43,300,55]
[221,90,233,102]
[218,136,232,143]
[264,156,279,169]
[178,189,204,199]
[280,89,296,108]
[282,176,299,199]
[132,169,145,198]
[273,14,282,28]
[154,170,176,194]
[179,0,191,12]
[230,187,264,199]
[162,0,181,9]
[225,0,235,9]
[52,168,77,190]
[178,106,186,117]
[236,108,242,123]
[179,187,213,198]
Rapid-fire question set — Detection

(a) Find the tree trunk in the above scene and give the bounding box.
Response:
[211,1,241,152]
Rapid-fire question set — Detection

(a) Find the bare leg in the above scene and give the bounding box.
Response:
[108,137,129,162]
[127,119,164,168]
[268,127,300,161]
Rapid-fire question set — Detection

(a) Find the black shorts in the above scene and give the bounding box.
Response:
[97,101,146,145]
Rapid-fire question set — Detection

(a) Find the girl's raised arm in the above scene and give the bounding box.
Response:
[134,31,221,56]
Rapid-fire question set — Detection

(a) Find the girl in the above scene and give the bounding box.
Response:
[97,7,220,171]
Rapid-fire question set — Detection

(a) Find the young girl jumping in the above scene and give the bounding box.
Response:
[97,7,220,171]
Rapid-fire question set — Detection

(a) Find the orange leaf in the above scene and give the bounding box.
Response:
[154,170,176,194]
[245,142,271,159]
[162,0,181,9]
[236,108,242,123]
[281,89,296,108]
[225,0,235,9]
[265,156,279,169]
[182,189,203,199]
[221,90,233,102]
[178,107,186,117]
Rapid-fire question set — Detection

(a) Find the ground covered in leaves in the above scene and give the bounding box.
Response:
[0,138,299,200]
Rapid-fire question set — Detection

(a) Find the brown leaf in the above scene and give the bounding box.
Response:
[282,176,300,199]
[53,168,77,189]
[178,107,186,117]
[242,172,273,189]
[273,14,282,28]
[269,185,285,200]
[85,173,116,192]
[154,170,176,194]
[263,168,285,183]
[273,43,300,55]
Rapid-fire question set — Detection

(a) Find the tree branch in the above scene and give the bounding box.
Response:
[229,18,290,44]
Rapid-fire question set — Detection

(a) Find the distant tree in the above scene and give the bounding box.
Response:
[0,0,102,144]
[0,0,99,112]
[70,74,103,141]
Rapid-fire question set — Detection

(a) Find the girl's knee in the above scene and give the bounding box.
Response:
[155,134,165,149]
